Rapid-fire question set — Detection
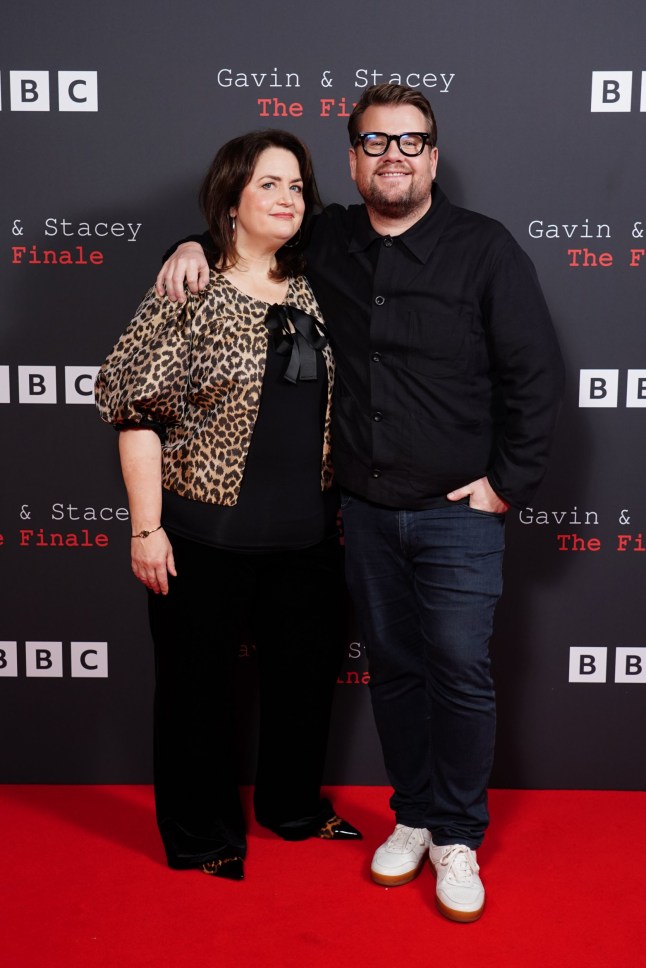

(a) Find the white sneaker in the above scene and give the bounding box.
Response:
[370,824,431,886]
[429,839,485,922]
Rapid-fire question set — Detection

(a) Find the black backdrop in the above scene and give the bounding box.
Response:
[2,0,645,788]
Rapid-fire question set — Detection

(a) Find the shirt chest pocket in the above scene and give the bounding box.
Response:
[405,311,473,379]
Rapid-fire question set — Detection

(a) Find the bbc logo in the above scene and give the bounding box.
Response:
[569,647,646,683]
[0,641,109,678]
[590,71,646,112]
[579,369,646,408]
[0,365,99,404]
[0,71,98,112]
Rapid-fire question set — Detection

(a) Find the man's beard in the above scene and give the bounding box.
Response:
[359,173,431,220]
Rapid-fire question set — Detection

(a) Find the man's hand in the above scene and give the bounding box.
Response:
[155,241,209,303]
[447,476,509,514]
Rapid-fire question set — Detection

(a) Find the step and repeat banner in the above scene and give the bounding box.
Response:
[1,1,645,787]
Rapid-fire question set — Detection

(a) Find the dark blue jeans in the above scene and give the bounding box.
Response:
[342,494,505,848]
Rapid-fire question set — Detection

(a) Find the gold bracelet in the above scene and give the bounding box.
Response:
[131,525,163,539]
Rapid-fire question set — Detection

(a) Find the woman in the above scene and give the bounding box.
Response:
[95,130,360,881]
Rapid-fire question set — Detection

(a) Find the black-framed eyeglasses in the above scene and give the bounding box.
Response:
[355,132,432,157]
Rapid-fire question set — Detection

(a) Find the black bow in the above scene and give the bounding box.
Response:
[264,304,328,384]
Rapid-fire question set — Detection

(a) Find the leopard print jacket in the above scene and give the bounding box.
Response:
[95,271,335,506]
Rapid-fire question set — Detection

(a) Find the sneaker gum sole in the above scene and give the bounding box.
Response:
[430,864,484,922]
[370,854,428,887]
[435,896,484,923]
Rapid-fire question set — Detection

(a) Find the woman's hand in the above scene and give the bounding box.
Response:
[130,527,177,595]
[155,241,209,303]
[118,428,174,594]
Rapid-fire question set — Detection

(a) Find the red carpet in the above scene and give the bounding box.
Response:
[1,785,643,967]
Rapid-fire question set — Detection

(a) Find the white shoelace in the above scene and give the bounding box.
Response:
[387,825,427,852]
[438,845,479,883]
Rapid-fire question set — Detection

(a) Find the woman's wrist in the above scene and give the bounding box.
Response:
[131,524,163,539]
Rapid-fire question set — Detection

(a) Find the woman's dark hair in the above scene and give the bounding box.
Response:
[199,129,321,280]
[347,83,438,149]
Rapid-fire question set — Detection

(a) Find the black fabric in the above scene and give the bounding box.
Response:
[149,531,346,866]
[304,185,564,509]
[264,303,328,383]
[161,330,338,550]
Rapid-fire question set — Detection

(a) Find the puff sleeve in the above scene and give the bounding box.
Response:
[95,287,196,431]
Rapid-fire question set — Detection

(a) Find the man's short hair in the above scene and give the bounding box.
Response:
[348,84,438,148]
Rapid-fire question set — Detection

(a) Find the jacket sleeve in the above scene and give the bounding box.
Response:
[95,286,196,431]
[162,231,215,265]
[483,236,565,508]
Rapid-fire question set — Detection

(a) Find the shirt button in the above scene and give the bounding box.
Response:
[372,411,383,422]
[383,236,393,247]
[371,352,382,363]
[371,468,382,478]
[374,295,385,306]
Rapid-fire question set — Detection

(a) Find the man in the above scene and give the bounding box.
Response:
[157,84,564,922]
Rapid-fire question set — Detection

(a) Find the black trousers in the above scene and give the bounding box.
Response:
[147,531,346,868]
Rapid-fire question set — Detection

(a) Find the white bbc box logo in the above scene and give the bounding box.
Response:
[71,642,108,678]
[626,370,646,408]
[0,366,9,404]
[615,648,646,684]
[26,641,63,678]
[9,71,51,111]
[18,366,57,403]
[569,647,607,683]
[0,642,18,677]
[579,369,618,408]
[58,72,98,111]
[65,366,99,404]
[591,71,633,112]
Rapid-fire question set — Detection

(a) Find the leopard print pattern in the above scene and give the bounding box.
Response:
[95,272,334,506]
[317,815,343,839]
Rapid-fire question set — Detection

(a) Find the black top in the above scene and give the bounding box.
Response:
[162,335,338,550]
[182,183,564,510]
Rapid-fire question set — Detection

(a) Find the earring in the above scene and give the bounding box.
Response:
[229,215,236,233]
[283,227,301,248]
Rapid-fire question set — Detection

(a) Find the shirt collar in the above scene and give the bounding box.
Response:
[348,183,451,263]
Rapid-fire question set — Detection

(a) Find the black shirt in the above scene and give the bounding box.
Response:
[304,185,564,509]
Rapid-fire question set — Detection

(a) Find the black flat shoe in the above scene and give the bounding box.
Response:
[201,856,245,880]
[316,815,363,840]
